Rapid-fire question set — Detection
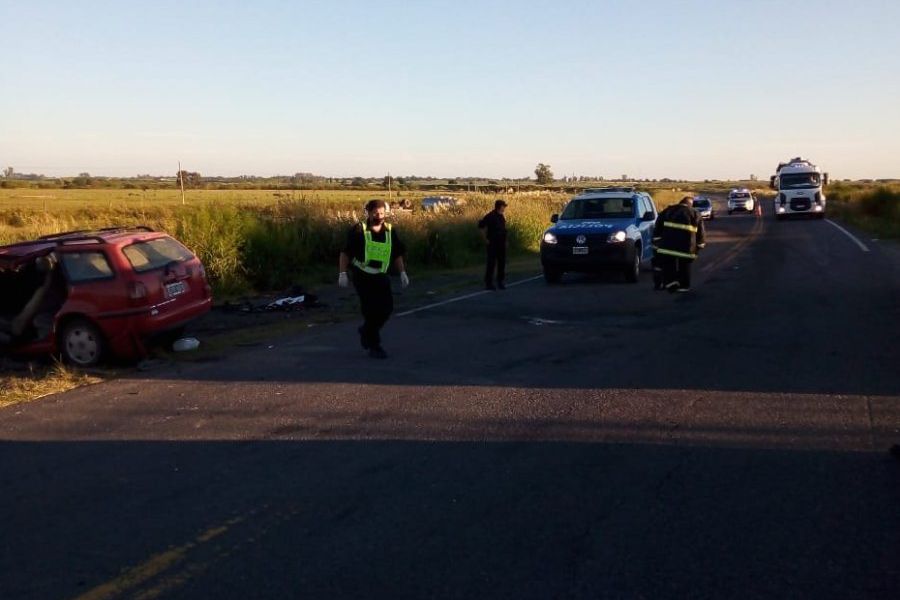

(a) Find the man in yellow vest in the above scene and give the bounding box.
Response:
[338,199,409,359]
[652,197,706,293]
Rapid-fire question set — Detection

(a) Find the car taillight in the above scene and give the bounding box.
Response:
[129,281,148,302]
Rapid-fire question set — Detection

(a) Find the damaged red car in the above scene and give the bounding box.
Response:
[0,227,212,366]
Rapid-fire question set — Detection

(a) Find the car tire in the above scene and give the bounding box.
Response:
[624,247,640,283]
[543,268,562,284]
[60,318,105,367]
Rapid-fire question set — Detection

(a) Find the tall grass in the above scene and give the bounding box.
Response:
[0,188,686,296]
[827,183,900,239]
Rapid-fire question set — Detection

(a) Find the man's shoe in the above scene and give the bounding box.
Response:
[497,282,506,290]
[358,326,370,350]
[369,346,388,359]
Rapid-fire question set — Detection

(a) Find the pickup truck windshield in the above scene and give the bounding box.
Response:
[780,173,820,189]
[561,197,634,220]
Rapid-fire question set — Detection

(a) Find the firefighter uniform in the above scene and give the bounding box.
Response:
[343,221,407,356]
[652,200,706,292]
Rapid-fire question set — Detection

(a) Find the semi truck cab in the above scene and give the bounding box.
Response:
[771,157,829,220]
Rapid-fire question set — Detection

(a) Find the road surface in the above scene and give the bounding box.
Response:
[2,201,899,599]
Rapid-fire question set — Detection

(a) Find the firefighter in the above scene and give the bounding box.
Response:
[653,197,706,293]
[338,199,409,359]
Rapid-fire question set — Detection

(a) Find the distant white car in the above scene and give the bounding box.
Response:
[692,197,714,220]
[727,189,755,215]
[421,196,465,210]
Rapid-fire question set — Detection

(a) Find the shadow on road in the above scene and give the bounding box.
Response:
[2,439,898,599]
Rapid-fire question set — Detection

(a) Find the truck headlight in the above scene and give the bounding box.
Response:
[813,204,823,212]
[777,206,786,213]
[542,232,558,245]
[607,230,627,243]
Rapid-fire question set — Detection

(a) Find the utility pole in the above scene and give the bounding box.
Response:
[178,161,186,205]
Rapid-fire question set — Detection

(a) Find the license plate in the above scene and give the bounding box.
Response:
[573,247,589,255]
[165,281,187,297]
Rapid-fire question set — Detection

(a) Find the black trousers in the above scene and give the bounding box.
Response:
[352,269,393,348]
[485,242,507,286]
[661,255,693,290]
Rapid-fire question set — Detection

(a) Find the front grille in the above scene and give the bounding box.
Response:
[556,234,608,247]
[790,199,811,211]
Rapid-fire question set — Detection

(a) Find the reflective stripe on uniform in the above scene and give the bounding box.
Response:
[351,260,384,275]
[656,247,697,260]
[663,221,698,233]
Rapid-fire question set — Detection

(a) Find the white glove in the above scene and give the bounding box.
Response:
[338,272,349,288]
[400,271,410,288]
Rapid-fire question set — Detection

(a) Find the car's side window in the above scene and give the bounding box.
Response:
[60,251,114,283]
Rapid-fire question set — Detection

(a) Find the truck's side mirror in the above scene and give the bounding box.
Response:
[642,211,655,221]
[550,214,559,223]
[823,173,829,186]
[769,175,776,189]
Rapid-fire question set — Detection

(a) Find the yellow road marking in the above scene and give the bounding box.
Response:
[72,517,243,600]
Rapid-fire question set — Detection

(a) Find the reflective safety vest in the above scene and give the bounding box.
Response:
[353,222,392,274]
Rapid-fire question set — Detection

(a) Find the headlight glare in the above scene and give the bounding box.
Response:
[608,230,627,243]
[542,232,558,245]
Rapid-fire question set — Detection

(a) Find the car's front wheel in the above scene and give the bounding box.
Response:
[624,246,641,283]
[60,318,105,367]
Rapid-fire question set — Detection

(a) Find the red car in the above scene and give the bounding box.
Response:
[0,227,212,366]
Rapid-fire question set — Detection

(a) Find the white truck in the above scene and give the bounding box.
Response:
[770,157,829,220]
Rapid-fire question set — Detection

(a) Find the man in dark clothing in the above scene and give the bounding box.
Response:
[652,197,706,293]
[339,199,409,359]
[478,199,508,290]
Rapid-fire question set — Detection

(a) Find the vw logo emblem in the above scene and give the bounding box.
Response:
[576,235,586,244]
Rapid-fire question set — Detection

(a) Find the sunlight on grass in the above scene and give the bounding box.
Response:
[0,362,103,408]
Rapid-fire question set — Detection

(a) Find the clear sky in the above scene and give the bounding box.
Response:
[2,0,898,180]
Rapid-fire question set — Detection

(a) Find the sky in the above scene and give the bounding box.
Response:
[1,0,899,180]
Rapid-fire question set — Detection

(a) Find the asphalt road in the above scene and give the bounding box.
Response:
[2,201,899,599]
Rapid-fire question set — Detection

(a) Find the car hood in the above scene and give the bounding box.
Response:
[549,218,635,234]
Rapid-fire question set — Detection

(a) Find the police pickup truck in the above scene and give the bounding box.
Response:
[540,188,658,284]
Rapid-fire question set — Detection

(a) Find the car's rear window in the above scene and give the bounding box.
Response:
[61,251,114,282]
[122,237,194,273]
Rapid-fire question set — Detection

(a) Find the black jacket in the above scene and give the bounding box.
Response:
[653,203,705,259]
[478,210,507,245]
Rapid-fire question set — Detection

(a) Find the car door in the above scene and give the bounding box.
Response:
[637,196,655,260]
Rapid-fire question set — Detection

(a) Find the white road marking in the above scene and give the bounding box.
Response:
[825,219,870,253]
[397,275,543,317]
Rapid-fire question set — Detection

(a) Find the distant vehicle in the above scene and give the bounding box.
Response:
[770,157,828,220]
[421,196,465,210]
[692,197,715,220]
[0,227,212,366]
[539,187,658,284]
[727,189,756,215]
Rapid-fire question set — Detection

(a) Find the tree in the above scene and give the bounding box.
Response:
[535,163,554,185]
[176,170,202,188]
[2,166,13,178]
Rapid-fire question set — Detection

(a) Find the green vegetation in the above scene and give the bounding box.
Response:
[827,183,900,239]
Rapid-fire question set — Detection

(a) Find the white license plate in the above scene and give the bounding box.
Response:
[165,281,187,297]
[573,247,589,255]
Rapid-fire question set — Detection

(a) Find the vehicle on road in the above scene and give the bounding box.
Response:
[0,227,212,366]
[540,187,658,284]
[727,189,756,215]
[770,157,829,220]
[692,196,715,220]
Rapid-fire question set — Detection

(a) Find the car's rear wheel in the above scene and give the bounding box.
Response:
[543,267,562,284]
[60,318,105,367]
[624,247,640,283]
